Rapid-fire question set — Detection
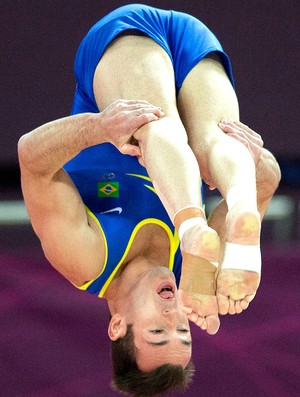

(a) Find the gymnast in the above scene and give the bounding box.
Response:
[18,4,281,396]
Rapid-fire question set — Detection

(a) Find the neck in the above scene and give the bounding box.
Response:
[104,256,168,314]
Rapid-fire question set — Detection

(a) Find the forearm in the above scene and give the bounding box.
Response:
[18,100,164,177]
[18,113,100,176]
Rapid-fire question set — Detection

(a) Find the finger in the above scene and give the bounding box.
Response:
[226,121,256,140]
[129,113,159,132]
[137,155,146,167]
[222,121,262,146]
[232,121,264,145]
[117,99,154,107]
[239,129,263,146]
[219,121,250,143]
[227,133,250,149]
[228,132,262,165]
[133,107,165,118]
[135,112,162,124]
[124,102,165,116]
[120,143,142,157]
[219,121,239,134]
[233,121,259,137]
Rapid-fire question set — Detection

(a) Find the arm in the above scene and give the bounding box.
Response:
[18,100,164,285]
[207,121,281,241]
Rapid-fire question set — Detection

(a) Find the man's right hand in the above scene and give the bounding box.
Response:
[98,99,165,156]
[218,120,264,165]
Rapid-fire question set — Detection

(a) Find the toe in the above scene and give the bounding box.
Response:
[206,315,220,335]
[228,298,237,315]
[240,299,250,310]
[217,293,229,315]
[196,316,206,330]
[188,312,199,323]
[235,300,244,314]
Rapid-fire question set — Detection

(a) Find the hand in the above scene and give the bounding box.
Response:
[99,99,165,156]
[219,120,264,165]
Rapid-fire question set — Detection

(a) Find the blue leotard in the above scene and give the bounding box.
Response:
[64,4,234,297]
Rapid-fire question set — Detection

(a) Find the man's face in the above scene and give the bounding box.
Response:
[124,267,192,371]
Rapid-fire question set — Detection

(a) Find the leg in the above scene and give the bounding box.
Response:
[93,35,220,333]
[178,55,261,315]
[94,35,202,218]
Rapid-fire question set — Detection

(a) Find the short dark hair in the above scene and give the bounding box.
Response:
[110,324,195,396]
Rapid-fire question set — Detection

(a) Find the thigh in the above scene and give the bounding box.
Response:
[93,35,178,118]
[177,55,240,158]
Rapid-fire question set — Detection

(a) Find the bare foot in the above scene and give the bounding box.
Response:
[179,220,221,334]
[217,205,261,315]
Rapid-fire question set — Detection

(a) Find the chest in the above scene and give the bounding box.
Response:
[124,223,171,265]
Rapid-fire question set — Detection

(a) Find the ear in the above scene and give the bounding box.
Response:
[108,314,127,341]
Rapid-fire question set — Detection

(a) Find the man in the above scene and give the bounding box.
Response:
[18,4,281,396]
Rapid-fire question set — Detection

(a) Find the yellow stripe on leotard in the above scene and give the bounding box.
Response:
[73,213,179,297]
[73,206,108,291]
[98,218,179,297]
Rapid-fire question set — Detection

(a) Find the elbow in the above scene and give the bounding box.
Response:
[18,134,29,164]
[267,155,282,196]
[18,133,37,173]
[271,155,281,192]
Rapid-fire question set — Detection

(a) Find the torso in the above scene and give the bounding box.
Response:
[122,223,171,266]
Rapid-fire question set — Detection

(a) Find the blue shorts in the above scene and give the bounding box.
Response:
[71,3,234,114]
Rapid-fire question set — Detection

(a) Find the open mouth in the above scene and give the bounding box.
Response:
[157,283,175,299]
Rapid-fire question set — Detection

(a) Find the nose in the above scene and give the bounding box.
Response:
[163,308,176,315]
[162,308,177,326]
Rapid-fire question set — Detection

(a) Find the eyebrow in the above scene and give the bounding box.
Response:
[147,340,192,347]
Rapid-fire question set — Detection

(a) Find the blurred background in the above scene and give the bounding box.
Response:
[1,1,299,396]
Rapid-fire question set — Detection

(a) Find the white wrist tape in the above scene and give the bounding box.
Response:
[178,217,206,240]
[222,242,261,273]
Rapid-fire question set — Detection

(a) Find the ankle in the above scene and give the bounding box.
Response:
[226,185,257,212]
[173,206,206,233]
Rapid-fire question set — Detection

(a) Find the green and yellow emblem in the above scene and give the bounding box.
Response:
[98,182,119,197]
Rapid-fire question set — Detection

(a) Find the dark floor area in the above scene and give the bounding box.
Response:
[1,232,300,396]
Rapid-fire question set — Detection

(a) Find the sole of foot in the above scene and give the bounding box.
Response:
[217,205,261,315]
[179,222,221,334]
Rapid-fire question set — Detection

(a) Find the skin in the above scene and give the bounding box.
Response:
[106,262,191,371]
[92,35,263,334]
[18,35,281,373]
[18,108,280,372]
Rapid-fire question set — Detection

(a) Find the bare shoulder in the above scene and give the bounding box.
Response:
[21,166,106,286]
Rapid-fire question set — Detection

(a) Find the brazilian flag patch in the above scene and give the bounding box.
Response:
[98,182,119,197]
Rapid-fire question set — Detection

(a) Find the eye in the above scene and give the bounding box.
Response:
[177,329,189,333]
[150,329,163,334]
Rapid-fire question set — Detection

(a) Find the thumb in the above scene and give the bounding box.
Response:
[120,143,142,157]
